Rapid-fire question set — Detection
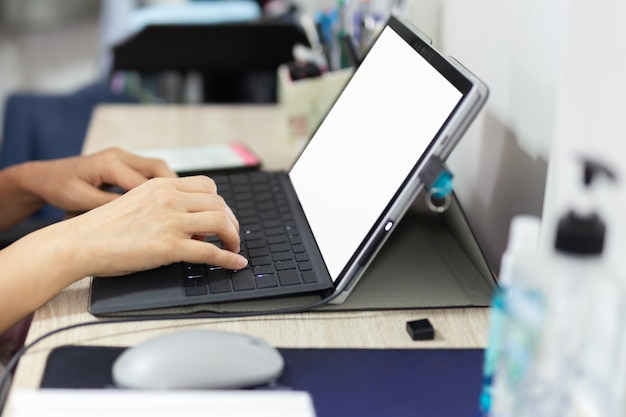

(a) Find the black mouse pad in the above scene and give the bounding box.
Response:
[40,345,484,417]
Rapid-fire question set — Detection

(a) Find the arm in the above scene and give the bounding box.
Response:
[0,147,177,232]
[0,176,248,333]
[0,164,46,231]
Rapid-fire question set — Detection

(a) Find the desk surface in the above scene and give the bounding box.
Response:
[10,104,489,395]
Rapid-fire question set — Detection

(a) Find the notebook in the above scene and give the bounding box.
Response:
[89,16,489,316]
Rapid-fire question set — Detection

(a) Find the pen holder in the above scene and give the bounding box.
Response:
[277,64,353,143]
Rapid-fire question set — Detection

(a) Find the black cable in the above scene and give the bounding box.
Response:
[0,289,343,413]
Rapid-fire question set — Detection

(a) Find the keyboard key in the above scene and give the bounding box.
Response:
[248,247,269,257]
[253,265,275,275]
[258,201,277,211]
[231,269,255,291]
[233,184,251,193]
[252,183,271,192]
[184,264,206,279]
[246,240,267,249]
[298,261,313,271]
[278,270,301,286]
[241,223,262,233]
[239,216,260,225]
[255,192,272,201]
[269,243,290,253]
[243,231,264,241]
[249,172,268,183]
[251,255,272,266]
[289,236,303,245]
[230,174,249,184]
[186,286,208,296]
[260,210,279,220]
[267,234,287,244]
[238,208,257,218]
[234,192,252,201]
[272,251,294,262]
[262,220,282,228]
[302,271,318,283]
[236,200,254,209]
[295,252,308,262]
[266,227,285,236]
[275,260,296,271]
[255,274,278,288]
[292,244,305,253]
[208,270,232,293]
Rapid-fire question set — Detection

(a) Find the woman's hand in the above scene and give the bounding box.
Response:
[60,175,248,278]
[0,173,245,334]
[24,147,178,214]
[0,147,178,231]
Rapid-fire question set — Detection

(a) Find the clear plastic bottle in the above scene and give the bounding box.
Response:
[492,235,549,417]
[526,158,623,417]
[478,215,542,417]
[550,160,623,417]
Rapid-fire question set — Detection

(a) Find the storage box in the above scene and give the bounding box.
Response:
[277,64,353,142]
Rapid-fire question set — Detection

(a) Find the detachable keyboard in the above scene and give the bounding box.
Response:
[182,172,320,298]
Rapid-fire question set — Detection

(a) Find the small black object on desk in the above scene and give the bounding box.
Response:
[406,318,435,340]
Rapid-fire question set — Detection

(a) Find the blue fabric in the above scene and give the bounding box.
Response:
[0,80,136,223]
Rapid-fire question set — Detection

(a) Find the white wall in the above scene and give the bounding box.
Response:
[416,0,626,274]
[293,0,556,272]
[544,0,626,274]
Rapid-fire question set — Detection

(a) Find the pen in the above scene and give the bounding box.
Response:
[299,14,329,71]
[315,9,336,70]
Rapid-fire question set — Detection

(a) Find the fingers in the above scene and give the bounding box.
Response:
[141,177,243,267]
[69,175,248,276]
[101,157,166,192]
[182,210,241,253]
[182,192,237,227]
[113,147,178,179]
[92,148,178,193]
[177,239,249,270]
[172,175,218,194]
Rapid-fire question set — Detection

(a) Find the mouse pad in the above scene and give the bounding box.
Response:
[40,345,484,417]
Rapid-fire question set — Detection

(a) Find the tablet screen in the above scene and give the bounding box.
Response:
[289,24,464,281]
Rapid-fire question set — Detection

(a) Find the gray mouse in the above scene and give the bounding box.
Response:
[112,329,284,390]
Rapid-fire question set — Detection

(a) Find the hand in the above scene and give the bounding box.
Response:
[0,175,246,332]
[59,176,248,277]
[24,147,177,214]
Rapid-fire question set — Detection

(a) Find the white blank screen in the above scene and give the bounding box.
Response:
[289,26,463,281]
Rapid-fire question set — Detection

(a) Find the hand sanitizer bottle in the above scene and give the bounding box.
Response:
[478,215,542,417]
[552,159,623,417]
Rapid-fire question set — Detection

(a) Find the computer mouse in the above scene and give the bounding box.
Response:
[112,329,284,390]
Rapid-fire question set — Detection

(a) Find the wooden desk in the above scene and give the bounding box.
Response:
[82,104,301,171]
[9,104,489,394]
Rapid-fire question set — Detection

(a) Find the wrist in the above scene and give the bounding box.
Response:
[0,163,47,231]
[5,161,47,207]
[0,221,86,326]
[23,220,89,288]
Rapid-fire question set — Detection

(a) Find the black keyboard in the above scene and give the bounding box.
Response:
[182,171,319,297]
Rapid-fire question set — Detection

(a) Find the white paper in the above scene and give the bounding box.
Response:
[7,389,316,417]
